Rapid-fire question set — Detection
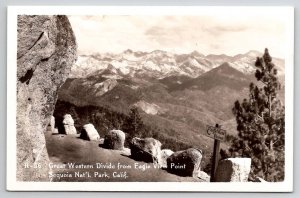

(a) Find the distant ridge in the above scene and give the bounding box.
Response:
[174,62,252,91]
[71,49,285,81]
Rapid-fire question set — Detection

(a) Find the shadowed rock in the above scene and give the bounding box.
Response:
[80,124,100,141]
[16,15,77,181]
[214,158,251,182]
[161,149,174,168]
[166,148,202,178]
[103,130,126,150]
[130,137,162,165]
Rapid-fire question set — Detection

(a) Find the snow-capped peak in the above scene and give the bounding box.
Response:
[71,49,284,78]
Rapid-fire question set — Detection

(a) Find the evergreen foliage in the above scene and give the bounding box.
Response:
[123,107,144,138]
[228,49,285,181]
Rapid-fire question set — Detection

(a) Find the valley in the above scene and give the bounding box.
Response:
[54,49,285,171]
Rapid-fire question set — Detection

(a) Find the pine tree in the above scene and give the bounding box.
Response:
[124,107,144,137]
[69,106,80,128]
[229,48,285,182]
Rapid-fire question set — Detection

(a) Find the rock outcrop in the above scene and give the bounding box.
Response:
[80,124,100,141]
[161,149,174,168]
[94,79,118,97]
[62,114,77,135]
[103,130,126,150]
[166,148,202,178]
[16,15,77,181]
[130,137,162,165]
[133,100,163,115]
[214,158,251,182]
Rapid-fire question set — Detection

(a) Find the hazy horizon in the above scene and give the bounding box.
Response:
[69,14,287,59]
[76,48,268,58]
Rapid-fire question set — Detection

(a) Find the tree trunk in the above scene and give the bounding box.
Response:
[268,93,274,152]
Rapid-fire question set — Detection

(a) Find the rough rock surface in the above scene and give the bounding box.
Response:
[62,114,77,134]
[161,149,174,168]
[198,171,210,182]
[214,158,251,182]
[130,137,162,165]
[94,79,118,97]
[80,124,100,141]
[53,128,59,134]
[166,148,202,178]
[17,15,77,181]
[103,130,126,150]
[50,116,55,133]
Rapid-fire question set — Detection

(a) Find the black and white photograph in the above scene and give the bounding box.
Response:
[6,6,294,191]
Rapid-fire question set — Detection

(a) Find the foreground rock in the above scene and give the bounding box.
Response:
[198,171,210,182]
[16,15,77,181]
[167,148,202,178]
[63,114,77,135]
[103,130,126,150]
[161,149,174,168]
[214,158,251,182]
[80,124,100,141]
[130,137,162,165]
[50,116,55,133]
[53,128,59,134]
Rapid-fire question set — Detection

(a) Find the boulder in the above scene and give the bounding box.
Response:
[130,137,162,165]
[53,128,59,134]
[80,124,100,141]
[63,114,77,135]
[103,130,126,150]
[16,15,77,181]
[161,149,174,168]
[166,148,202,178]
[99,138,105,144]
[50,116,55,133]
[198,171,210,182]
[214,158,251,182]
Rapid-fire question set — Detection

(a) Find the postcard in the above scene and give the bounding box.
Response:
[6,6,294,191]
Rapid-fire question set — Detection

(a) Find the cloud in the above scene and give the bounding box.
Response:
[202,25,248,36]
[68,14,286,58]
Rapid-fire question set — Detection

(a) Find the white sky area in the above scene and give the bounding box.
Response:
[68,14,287,58]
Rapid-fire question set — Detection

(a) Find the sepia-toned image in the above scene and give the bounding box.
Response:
[7,6,294,191]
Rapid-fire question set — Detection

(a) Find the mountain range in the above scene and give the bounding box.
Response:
[70,49,285,79]
[57,49,285,159]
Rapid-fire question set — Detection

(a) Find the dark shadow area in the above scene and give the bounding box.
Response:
[51,133,65,136]
[98,142,112,150]
[54,115,66,134]
[79,128,90,140]
[99,142,109,149]
[120,153,144,162]
[164,161,196,177]
[19,68,34,84]
[121,148,153,163]
[120,153,131,158]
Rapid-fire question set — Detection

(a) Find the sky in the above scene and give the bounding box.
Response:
[68,13,287,58]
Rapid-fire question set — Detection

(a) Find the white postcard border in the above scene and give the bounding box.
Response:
[6,6,294,192]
